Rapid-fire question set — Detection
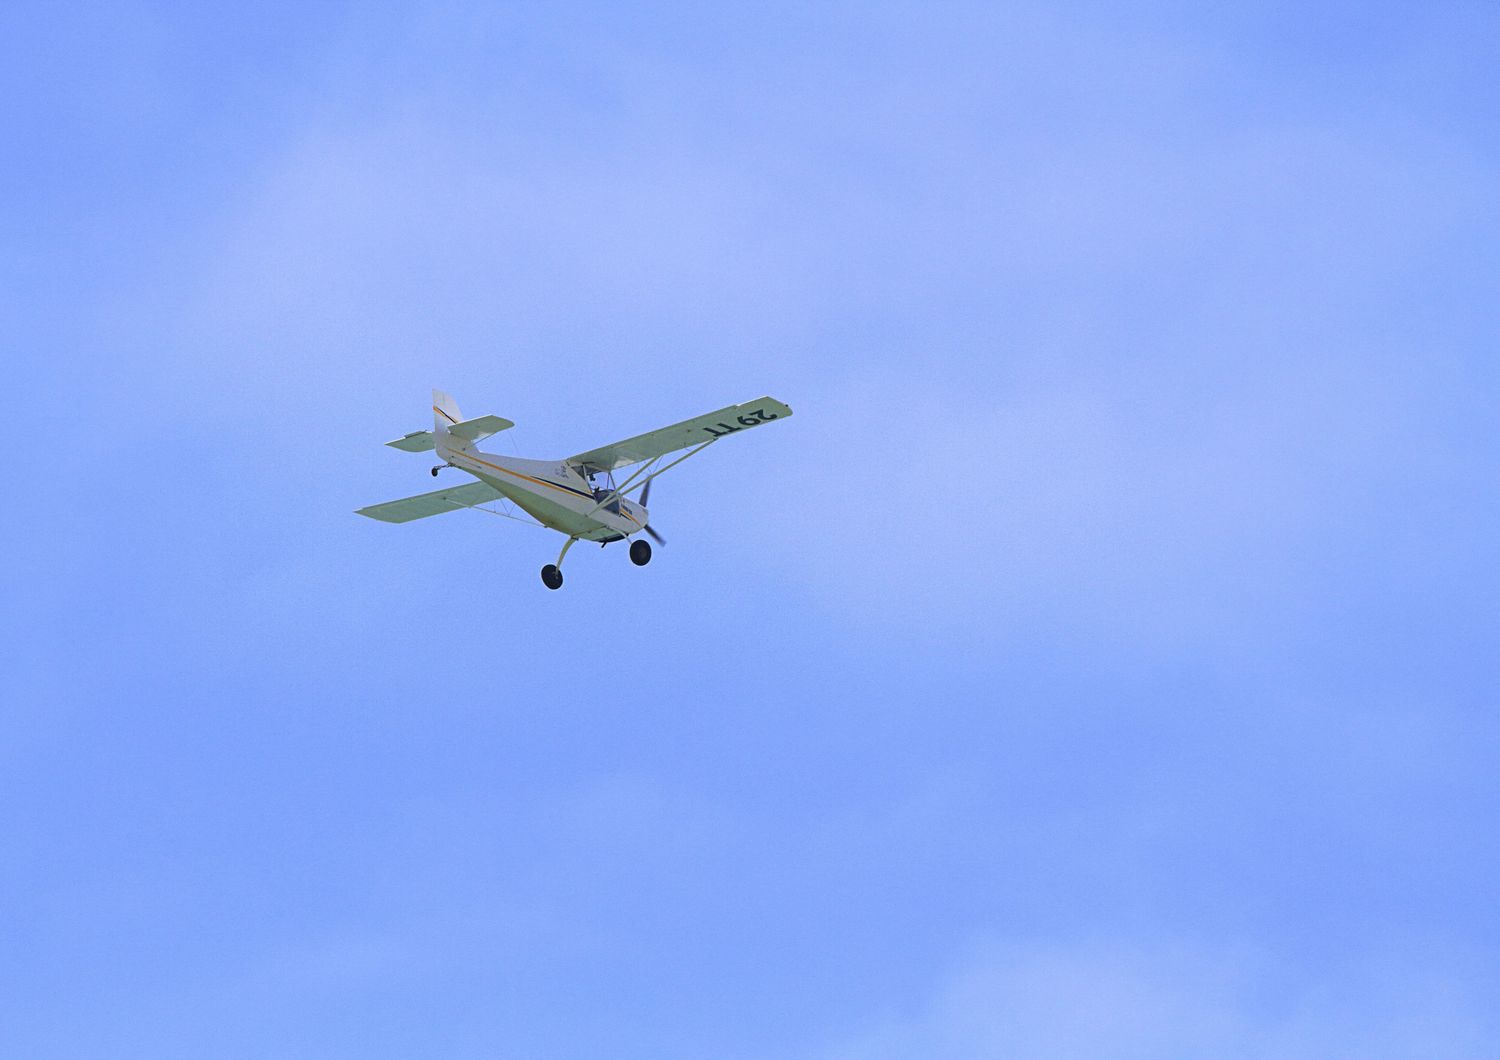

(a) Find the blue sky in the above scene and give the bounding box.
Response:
[3,2,1498,1056]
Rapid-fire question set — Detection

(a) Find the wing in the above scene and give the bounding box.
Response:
[567,397,793,472]
[355,481,504,523]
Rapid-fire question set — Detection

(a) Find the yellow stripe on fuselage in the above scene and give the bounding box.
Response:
[452,451,612,508]
[446,449,637,532]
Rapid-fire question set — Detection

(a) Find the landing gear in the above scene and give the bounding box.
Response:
[630,538,652,566]
[541,537,578,591]
[430,465,442,477]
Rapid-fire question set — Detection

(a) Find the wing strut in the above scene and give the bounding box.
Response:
[580,439,716,519]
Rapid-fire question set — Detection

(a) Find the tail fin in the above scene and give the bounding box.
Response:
[433,388,463,430]
[428,389,515,456]
[432,388,468,456]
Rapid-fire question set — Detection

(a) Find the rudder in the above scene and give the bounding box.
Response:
[432,388,468,456]
[433,388,463,429]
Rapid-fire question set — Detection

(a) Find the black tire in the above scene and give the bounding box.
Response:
[430,466,440,477]
[630,539,652,566]
[541,564,563,590]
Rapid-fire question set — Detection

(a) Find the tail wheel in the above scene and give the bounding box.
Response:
[541,564,563,590]
[629,539,652,566]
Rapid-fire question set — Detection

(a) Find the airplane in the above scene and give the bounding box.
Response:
[357,389,794,589]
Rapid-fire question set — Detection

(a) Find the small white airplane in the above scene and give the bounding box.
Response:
[357,389,794,589]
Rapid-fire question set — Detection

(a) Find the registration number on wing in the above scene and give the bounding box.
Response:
[701,408,779,438]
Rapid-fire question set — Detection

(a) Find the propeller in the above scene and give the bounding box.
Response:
[640,479,666,546]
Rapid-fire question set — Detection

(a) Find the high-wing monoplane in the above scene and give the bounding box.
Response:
[357,389,793,589]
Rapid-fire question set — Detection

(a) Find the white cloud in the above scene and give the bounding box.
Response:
[731,360,1404,653]
[811,940,1499,1060]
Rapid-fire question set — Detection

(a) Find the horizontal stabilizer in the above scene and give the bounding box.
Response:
[385,431,436,452]
[386,415,512,452]
[355,481,504,523]
[447,414,515,441]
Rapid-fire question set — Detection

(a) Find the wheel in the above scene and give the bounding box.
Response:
[540,564,563,590]
[430,466,440,477]
[629,539,652,566]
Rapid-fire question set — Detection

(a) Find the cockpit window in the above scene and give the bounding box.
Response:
[589,470,622,513]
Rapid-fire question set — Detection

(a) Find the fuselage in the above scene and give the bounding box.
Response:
[440,446,647,541]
